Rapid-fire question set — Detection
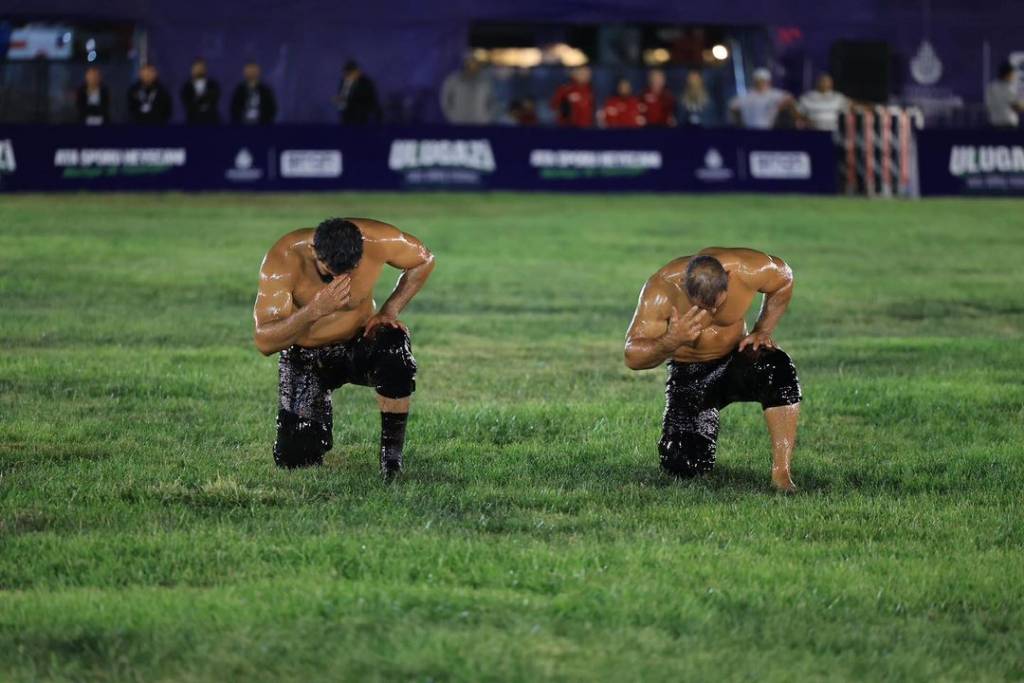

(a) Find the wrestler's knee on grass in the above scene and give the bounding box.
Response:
[658,432,716,478]
[749,347,802,409]
[370,326,417,399]
[274,409,332,468]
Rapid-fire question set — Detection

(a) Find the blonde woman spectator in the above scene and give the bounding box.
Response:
[680,71,710,126]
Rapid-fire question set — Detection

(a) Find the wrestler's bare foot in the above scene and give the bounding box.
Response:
[771,466,797,493]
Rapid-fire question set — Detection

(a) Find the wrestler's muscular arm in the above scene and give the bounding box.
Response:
[252,249,351,356]
[735,252,794,351]
[363,222,436,336]
[624,277,711,370]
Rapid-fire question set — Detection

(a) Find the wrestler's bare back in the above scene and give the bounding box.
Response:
[254,218,431,350]
[626,247,791,363]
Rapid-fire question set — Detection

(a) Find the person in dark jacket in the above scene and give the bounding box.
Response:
[181,58,221,124]
[230,62,277,124]
[76,66,110,125]
[126,64,173,125]
[334,60,381,125]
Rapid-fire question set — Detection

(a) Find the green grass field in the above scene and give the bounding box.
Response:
[1,192,1023,682]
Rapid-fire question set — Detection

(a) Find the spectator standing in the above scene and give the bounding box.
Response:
[335,60,381,125]
[600,78,643,128]
[729,68,791,129]
[230,62,277,124]
[550,66,594,127]
[679,70,710,126]
[181,58,221,124]
[76,66,110,125]
[985,61,1022,128]
[798,73,849,133]
[639,69,675,127]
[127,64,172,125]
[441,56,495,124]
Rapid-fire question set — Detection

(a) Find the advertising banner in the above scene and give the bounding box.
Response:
[917,129,1024,196]
[0,125,837,194]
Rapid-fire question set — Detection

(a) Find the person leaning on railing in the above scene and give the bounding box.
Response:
[180,57,222,125]
[728,68,792,129]
[599,78,643,128]
[230,61,277,125]
[986,60,1023,129]
[679,70,711,127]
[550,66,595,128]
[76,66,110,126]
[334,60,381,125]
[639,69,676,127]
[126,64,173,125]
[441,56,495,125]
[798,73,850,134]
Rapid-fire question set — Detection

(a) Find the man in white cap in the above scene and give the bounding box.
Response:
[729,67,792,129]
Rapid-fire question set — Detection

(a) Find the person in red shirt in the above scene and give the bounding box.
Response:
[600,78,643,128]
[550,66,595,127]
[639,69,676,127]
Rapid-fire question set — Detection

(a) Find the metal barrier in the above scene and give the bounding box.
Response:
[840,105,924,197]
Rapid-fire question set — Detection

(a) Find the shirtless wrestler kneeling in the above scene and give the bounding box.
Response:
[253,217,435,480]
[624,248,802,492]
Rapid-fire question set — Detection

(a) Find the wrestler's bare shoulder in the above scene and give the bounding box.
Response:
[347,218,405,256]
[697,246,770,269]
[637,263,686,312]
[260,229,312,273]
[345,218,398,240]
[267,228,313,257]
[654,255,694,283]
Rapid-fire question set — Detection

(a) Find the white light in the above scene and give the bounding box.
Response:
[87,51,97,62]
[712,44,729,60]
[86,38,96,50]
[486,47,542,68]
[62,32,72,43]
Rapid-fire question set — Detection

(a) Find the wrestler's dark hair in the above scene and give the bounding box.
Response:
[313,218,363,274]
[685,255,728,309]
[998,61,1016,79]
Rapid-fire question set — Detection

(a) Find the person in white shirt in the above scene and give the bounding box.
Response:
[799,73,850,133]
[985,61,1022,128]
[729,68,791,129]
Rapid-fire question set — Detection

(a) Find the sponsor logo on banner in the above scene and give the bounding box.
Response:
[910,40,943,86]
[226,147,264,182]
[749,151,811,180]
[53,147,186,178]
[695,147,733,182]
[948,144,1024,191]
[529,149,662,179]
[280,150,343,179]
[389,139,495,185]
[0,139,15,173]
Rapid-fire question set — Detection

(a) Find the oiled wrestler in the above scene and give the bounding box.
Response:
[253,218,435,479]
[624,248,801,492]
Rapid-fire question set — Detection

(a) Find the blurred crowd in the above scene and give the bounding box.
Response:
[73,58,377,126]
[74,54,1023,130]
[494,63,853,133]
